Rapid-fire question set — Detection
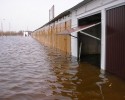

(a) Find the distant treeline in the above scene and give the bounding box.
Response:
[0,31,23,36]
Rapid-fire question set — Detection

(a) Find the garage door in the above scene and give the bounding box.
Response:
[106,5,125,79]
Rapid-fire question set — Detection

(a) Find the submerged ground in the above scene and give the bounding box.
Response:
[0,36,125,100]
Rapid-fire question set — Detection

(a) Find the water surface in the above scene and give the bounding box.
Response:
[0,36,125,100]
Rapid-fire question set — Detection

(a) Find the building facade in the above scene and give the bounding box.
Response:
[32,0,125,79]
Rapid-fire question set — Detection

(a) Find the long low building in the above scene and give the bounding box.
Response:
[32,0,125,79]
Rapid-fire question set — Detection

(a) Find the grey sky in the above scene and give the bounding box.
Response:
[0,0,83,32]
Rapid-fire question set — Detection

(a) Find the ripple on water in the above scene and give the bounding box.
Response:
[0,36,125,100]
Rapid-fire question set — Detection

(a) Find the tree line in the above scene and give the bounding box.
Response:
[0,31,23,36]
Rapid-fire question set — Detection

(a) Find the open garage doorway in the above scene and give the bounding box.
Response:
[78,13,101,67]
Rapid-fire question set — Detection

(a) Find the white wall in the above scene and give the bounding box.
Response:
[23,32,29,37]
[71,32,78,57]
[71,11,78,57]
[77,0,125,19]
[76,0,119,17]
[101,9,106,70]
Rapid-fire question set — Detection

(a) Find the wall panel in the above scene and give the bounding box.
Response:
[32,20,71,55]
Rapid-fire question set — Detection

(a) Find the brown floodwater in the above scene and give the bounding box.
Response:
[0,36,125,100]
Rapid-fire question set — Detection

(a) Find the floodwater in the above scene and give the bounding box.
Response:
[0,36,125,100]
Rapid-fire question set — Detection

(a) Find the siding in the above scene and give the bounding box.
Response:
[32,20,71,55]
[106,5,125,79]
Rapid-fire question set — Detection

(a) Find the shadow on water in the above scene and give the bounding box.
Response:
[0,36,125,100]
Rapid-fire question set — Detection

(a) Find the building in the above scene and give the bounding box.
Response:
[32,0,125,79]
[23,31,32,37]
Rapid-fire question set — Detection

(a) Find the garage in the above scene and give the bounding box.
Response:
[77,13,101,67]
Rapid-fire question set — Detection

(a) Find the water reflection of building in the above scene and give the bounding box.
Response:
[32,0,125,79]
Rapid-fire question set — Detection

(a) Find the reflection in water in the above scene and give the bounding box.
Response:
[96,70,108,100]
[0,36,125,100]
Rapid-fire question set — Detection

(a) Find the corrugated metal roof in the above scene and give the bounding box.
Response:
[34,0,93,32]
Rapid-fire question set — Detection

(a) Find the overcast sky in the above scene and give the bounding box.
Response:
[0,0,83,32]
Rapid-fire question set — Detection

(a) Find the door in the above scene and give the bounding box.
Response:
[106,5,125,79]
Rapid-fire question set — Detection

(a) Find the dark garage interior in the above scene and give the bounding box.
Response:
[78,13,101,67]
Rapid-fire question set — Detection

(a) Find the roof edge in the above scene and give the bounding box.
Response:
[33,0,93,32]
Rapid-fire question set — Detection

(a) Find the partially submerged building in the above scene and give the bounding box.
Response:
[32,0,125,79]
